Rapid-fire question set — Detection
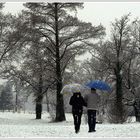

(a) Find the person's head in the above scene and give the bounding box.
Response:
[91,88,96,93]
[73,92,81,97]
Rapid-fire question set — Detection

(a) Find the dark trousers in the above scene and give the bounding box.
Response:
[72,110,83,132]
[87,110,96,131]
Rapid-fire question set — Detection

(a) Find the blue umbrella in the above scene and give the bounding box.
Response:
[85,80,111,91]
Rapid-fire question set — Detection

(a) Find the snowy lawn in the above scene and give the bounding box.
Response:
[0,112,140,138]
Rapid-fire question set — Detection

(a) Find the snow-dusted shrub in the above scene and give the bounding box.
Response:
[48,104,56,121]
[106,101,129,123]
[45,90,56,121]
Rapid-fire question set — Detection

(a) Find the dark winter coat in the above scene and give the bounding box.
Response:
[69,92,87,112]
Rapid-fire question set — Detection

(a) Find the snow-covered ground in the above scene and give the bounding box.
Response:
[0,112,140,138]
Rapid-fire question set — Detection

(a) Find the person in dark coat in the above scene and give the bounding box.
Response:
[69,92,87,133]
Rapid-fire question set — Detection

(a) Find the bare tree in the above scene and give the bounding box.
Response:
[5,34,55,119]
[0,5,28,67]
[22,2,105,121]
[82,15,138,123]
[122,19,140,122]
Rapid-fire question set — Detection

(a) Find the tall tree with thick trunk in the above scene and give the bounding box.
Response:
[99,15,133,123]
[122,19,140,122]
[23,2,105,121]
[83,15,136,123]
[54,3,64,121]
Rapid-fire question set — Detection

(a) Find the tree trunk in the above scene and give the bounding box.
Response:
[24,101,26,113]
[54,3,66,122]
[36,102,42,119]
[36,73,43,119]
[46,92,50,112]
[134,100,140,122]
[36,92,43,119]
[116,73,123,122]
[15,93,18,112]
[114,61,124,123]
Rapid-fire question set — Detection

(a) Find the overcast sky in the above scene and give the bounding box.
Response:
[3,2,140,35]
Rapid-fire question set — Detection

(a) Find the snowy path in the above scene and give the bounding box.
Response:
[0,112,140,138]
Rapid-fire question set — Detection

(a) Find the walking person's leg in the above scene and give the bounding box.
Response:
[92,110,97,131]
[77,110,82,132]
[73,112,78,133]
[87,110,92,132]
[88,110,97,132]
[75,115,79,133]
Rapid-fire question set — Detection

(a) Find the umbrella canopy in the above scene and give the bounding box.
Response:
[61,83,84,94]
[85,80,111,91]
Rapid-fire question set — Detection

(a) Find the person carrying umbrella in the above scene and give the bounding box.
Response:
[84,80,111,132]
[69,92,87,133]
[84,88,100,132]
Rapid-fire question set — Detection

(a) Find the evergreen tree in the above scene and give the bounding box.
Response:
[0,82,13,111]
